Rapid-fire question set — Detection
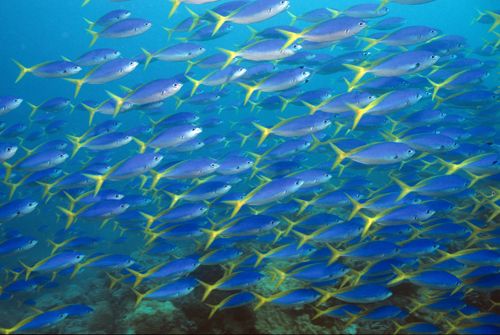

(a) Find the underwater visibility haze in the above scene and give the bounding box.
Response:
[0,0,499,333]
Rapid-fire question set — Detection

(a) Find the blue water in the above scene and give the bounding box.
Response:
[0,0,498,334]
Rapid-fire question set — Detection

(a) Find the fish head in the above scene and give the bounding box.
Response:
[231,67,247,80]
[345,19,368,36]
[21,200,39,215]
[125,60,139,72]
[268,0,290,14]
[0,144,18,160]
[163,81,183,96]
[2,97,23,112]
[61,64,82,76]
[135,20,152,33]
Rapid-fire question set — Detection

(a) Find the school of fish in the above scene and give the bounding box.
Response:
[0,0,499,333]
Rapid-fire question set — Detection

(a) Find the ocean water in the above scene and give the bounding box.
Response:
[0,0,498,334]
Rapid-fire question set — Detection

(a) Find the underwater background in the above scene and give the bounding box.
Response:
[0,0,499,334]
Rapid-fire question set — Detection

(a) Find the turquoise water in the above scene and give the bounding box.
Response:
[0,0,498,334]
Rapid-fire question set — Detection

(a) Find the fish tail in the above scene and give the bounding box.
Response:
[277,28,304,50]
[106,90,125,117]
[222,199,246,219]
[185,75,204,96]
[67,135,85,158]
[237,82,258,106]
[47,239,62,256]
[168,0,182,18]
[246,26,258,40]
[390,175,414,201]
[131,287,147,307]
[278,96,293,113]
[311,306,326,320]
[472,9,486,24]
[163,27,174,41]
[86,28,99,47]
[165,191,182,209]
[103,272,121,289]
[426,69,467,100]
[57,206,78,230]
[80,102,99,126]
[359,36,381,51]
[83,17,95,30]
[346,194,364,220]
[294,199,311,215]
[201,228,223,250]
[174,96,185,110]
[206,302,222,319]
[485,10,500,32]
[217,48,239,69]
[185,7,200,31]
[185,60,196,74]
[252,122,272,147]
[302,100,321,115]
[328,143,348,170]
[286,11,297,26]
[252,292,270,311]
[35,181,55,200]
[207,10,230,36]
[19,261,34,280]
[326,8,341,17]
[387,265,408,286]
[69,263,84,279]
[141,48,154,69]
[26,102,39,118]
[82,173,106,197]
[343,64,368,92]
[291,230,311,249]
[270,266,287,289]
[350,92,390,130]
[280,216,297,236]
[64,78,86,98]
[357,211,377,238]
[126,268,147,288]
[325,244,341,265]
[253,249,267,267]
[237,131,254,147]
[197,280,217,302]
[12,59,32,83]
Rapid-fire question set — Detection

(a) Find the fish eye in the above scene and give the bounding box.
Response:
[210,163,217,168]
[154,156,161,161]
[407,149,413,153]
[358,22,365,26]
[6,147,12,152]
[76,255,83,259]
[295,180,301,185]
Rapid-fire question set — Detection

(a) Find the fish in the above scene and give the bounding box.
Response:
[0,1,498,334]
